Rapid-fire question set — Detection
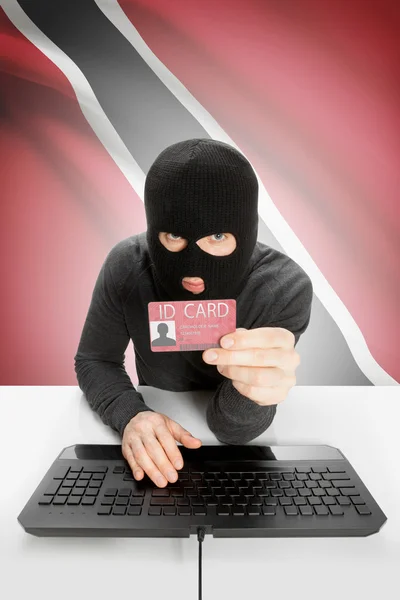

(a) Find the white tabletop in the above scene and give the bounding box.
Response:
[1,385,399,599]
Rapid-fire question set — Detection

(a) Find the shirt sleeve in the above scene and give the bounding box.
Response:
[206,262,313,445]
[74,249,154,437]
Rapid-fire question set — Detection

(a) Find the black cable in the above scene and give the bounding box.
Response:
[197,526,206,600]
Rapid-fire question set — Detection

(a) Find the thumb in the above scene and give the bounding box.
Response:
[169,420,202,447]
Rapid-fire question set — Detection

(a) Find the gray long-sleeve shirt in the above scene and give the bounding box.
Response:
[74,232,313,444]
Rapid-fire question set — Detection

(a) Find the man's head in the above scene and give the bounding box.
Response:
[144,138,259,301]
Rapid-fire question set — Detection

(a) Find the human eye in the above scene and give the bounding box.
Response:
[210,233,227,243]
[167,233,182,241]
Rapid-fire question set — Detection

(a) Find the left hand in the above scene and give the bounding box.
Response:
[202,327,300,406]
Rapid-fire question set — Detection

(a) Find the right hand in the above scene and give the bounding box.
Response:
[122,411,202,488]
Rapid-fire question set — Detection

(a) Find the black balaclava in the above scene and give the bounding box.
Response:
[144,138,259,302]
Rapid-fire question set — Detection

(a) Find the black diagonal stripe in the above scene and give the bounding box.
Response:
[17,0,373,385]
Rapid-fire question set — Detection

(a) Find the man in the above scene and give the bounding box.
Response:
[74,138,313,489]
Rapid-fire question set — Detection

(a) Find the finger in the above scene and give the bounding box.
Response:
[130,437,168,488]
[232,380,290,405]
[142,432,180,484]
[204,347,298,369]
[154,424,185,471]
[168,420,202,448]
[122,442,144,480]
[218,364,288,387]
[220,326,295,351]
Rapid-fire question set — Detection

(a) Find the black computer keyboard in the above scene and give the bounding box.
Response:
[18,444,387,537]
[38,463,372,519]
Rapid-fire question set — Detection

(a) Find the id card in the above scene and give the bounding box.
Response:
[148,299,236,352]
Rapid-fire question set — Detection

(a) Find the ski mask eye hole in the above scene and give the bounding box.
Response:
[158,232,188,252]
[196,233,236,256]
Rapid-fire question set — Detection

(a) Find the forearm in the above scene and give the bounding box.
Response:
[206,380,276,445]
[75,356,154,436]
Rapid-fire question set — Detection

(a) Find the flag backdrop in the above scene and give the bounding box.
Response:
[1,0,399,386]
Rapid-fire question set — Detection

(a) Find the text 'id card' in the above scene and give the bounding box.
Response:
[148,299,236,352]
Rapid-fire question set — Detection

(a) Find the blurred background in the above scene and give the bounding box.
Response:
[1,0,399,386]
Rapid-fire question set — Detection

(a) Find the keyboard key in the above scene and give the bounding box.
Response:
[130,497,143,506]
[75,481,88,488]
[191,473,202,481]
[292,481,304,488]
[332,480,355,487]
[101,498,115,505]
[149,507,162,516]
[299,505,313,515]
[271,489,283,497]
[38,496,52,505]
[62,481,74,488]
[312,489,326,496]
[246,506,260,516]
[326,488,340,496]
[298,489,312,496]
[193,507,207,516]
[232,506,246,515]
[132,490,145,497]
[293,497,307,506]
[177,498,190,506]
[355,505,372,516]
[205,497,219,506]
[309,473,322,480]
[279,498,293,506]
[311,466,328,473]
[53,496,67,505]
[98,507,112,515]
[296,473,308,481]
[84,489,99,497]
[118,488,132,497]
[249,497,263,506]
[314,505,329,515]
[81,497,96,506]
[69,467,82,474]
[112,506,127,516]
[104,488,118,497]
[327,466,346,473]
[305,481,318,488]
[322,496,336,505]
[67,497,81,505]
[66,473,79,480]
[278,481,291,489]
[116,497,129,506]
[113,466,125,474]
[217,507,230,516]
[79,473,91,480]
[329,505,344,516]
[285,489,297,497]
[318,481,332,488]
[339,488,360,496]
[284,506,299,515]
[123,474,134,481]
[88,481,102,488]
[349,496,365,505]
[282,473,295,481]
[242,472,254,480]
[295,467,312,473]
[151,488,170,497]
[270,473,282,481]
[322,473,350,481]
[150,498,175,506]
[44,481,61,496]
[92,473,105,481]
[178,507,192,516]
[308,497,322,505]
[163,507,177,516]
[128,507,142,516]
[337,496,352,505]
[70,489,84,496]
[58,487,71,496]
[262,506,276,515]
[53,466,70,479]
[264,498,278,505]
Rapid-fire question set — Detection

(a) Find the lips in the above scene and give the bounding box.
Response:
[182,279,205,292]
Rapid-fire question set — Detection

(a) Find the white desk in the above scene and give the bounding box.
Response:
[1,386,399,600]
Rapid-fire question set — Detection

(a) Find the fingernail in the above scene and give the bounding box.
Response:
[175,460,183,469]
[157,476,166,487]
[205,350,218,362]
[221,337,234,348]
[135,471,142,479]
[217,365,224,373]
[168,470,177,481]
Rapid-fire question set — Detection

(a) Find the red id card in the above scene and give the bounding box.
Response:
[148,299,236,352]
